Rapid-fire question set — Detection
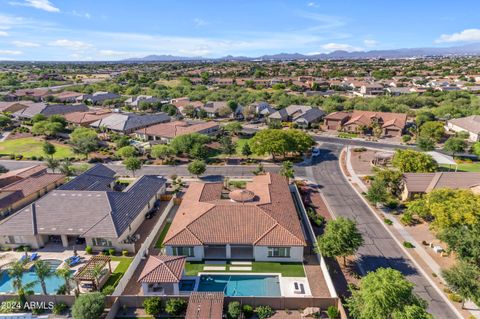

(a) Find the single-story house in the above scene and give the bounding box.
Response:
[12,103,89,119]
[135,120,219,142]
[386,87,415,96]
[324,111,350,130]
[124,95,162,109]
[248,102,275,118]
[4,89,51,102]
[0,165,65,217]
[0,164,166,252]
[446,115,480,142]
[268,105,325,127]
[163,173,306,262]
[51,91,83,103]
[0,101,34,114]
[64,109,112,127]
[401,172,480,200]
[138,255,186,295]
[342,110,407,137]
[77,92,121,105]
[358,84,384,96]
[90,112,170,134]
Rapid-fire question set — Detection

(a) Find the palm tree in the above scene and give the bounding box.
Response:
[55,266,72,295]
[8,261,26,293]
[34,260,52,295]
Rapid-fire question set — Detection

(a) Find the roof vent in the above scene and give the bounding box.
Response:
[229,189,255,203]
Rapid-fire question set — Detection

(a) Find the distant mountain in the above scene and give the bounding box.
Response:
[123,43,480,62]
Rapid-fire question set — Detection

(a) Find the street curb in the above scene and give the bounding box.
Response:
[337,148,464,319]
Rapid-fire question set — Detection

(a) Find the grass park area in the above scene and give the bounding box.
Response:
[101,256,133,292]
[439,162,480,172]
[154,222,172,248]
[185,261,305,277]
[0,137,75,159]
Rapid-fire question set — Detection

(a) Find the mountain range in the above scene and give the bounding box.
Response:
[123,43,480,62]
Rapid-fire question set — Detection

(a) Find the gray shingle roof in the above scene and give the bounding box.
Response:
[0,165,166,238]
[90,113,170,132]
[13,103,89,118]
[59,164,115,191]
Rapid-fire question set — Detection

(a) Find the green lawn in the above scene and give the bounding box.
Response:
[101,256,133,292]
[439,163,480,172]
[154,222,171,248]
[185,261,305,277]
[0,137,75,159]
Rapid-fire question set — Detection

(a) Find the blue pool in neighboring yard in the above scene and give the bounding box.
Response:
[197,274,281,296]
[0,259,70,294]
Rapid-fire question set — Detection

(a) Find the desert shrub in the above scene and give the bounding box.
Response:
[85,246,92,254]
[52,302,68,315]
[143,297,163,316]
[227,301,241,319]
[255,305,275,319]
[108,248,116,256]
[326,306,340,319]
[403,241,415,248]
[242,304,254,318]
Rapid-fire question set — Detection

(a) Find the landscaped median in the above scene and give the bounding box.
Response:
[184,261,305,277]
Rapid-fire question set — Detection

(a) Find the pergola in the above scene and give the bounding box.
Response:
[73,255,112,291]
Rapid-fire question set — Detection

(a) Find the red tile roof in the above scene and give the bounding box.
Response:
[345,110,407,129]
[138,255,186,283]
[164,173,306,247]
[185,292,224,319]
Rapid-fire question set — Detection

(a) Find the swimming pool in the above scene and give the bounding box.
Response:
[197,274,281,296]
[0,259,71,294]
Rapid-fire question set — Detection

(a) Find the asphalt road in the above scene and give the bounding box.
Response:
[305,142,459,319]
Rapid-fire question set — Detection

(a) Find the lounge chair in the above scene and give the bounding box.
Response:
[29,253,39,261]
[69,256,81,266]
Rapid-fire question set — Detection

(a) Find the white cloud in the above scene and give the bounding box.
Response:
[321,42,361,52]
[436,29,480,43]
[0,31,8,36]
[12,40,40,47]
[193,18,208,27]
[49,39,92,50]
[363,39,378,47]
[0,50,22,55]
[9,0,59,12]
[71,10,91,19]
[307,2,318,7]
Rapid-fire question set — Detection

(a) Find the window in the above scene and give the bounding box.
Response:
[268,247,291,258]
[172,246,194,257]
[92,238,113,247]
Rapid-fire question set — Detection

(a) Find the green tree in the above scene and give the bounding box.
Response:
[7,261,26,293]
[392,149,437,173]
[31,114,46,123]
[286,129,315,155]
[55,266,72,295]
[70,127,99,159]
[165,298,187,315]
[42,141,56,159]
[419,121,445,142]
[151,144,175,163]
[241,142,252,158]
[0,115,12,129]
[472,141,480,157]
[280,160,294,179]
[227,301,241,319]
[143,297,163,316]
[46,157,60,173]
[227,100,238,113]
[392,305,433,319]
[71,292,105,319]
[170,133,210,158]
[32,120,64,138]
[249,129,289,160]
[442,261,480,308]
[34,260,52,295]
[366,179,388,204]
[317,217,363,266]
[115,135,130,149]
[123,157,142,177]
[223,122,242,135]
[439,224,480,265]
[59,158,75,176]
[417,137,435,151]
[347,268,429,319]
[116,145,137,159]
[443,137,466,157]
[220,135,235,155]
[188,159,206,178]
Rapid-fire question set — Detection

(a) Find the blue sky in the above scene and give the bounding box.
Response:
[1,0,480,61]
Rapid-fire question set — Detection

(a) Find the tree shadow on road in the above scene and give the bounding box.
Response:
[356,255,419,276]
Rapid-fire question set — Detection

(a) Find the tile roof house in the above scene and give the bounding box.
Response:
[446,115,480,142]
[163,173,306,262]
[268,105,325,127]
[51,91,83,103]
[0,101,34,113]
[401,172,480,200]
[77,91,121,105]
[185,292,224,319]
[138,255,186,295]
[12,103,89,119]
[324,111,350,130]
[124,95,162,109]
[0,165,65,217]
[64,109,112,127]
[0,164,166,252]
[135,121,219,142]
[90,112,170,134]
[342,110,407,137]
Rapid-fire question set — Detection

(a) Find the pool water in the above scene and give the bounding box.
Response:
[179,279,196,292]
[0,259,71,294]
[197,274,281,296]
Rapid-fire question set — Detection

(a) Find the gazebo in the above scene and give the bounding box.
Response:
[73,255,112,291]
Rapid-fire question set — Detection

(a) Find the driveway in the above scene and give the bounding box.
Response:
[304,142,459,319]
